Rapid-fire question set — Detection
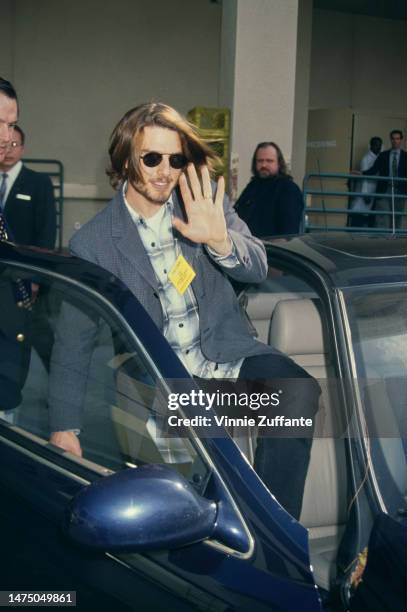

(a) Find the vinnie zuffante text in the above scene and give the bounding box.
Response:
[166,390,313,428]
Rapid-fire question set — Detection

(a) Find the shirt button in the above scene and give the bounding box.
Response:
[178,323,184,328]
[185,349,190,354]
[151,242,156,247]
[163,269,167,274]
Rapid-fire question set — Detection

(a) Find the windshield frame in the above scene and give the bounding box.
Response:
[338,282,407,516]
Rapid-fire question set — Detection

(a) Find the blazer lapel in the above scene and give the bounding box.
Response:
[111,192,159,290]
[3,165,25,214]
[111,188,201,291]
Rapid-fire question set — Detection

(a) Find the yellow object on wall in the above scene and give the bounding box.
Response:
[187,107,231,188]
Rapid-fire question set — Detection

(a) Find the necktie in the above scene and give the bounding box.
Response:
[392,152,398,177]
[0,209,10,241]
[0,172,7,209]
[0,211,32,310]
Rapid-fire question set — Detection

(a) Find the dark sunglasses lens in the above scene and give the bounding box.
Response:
[142,152,162,167]
[141,152,187,169]
[169,154,187,169]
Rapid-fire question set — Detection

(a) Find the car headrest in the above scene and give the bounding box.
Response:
[269,298,326,356]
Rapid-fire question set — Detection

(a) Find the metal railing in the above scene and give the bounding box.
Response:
[23,158,64,250]
[303,172,407,234]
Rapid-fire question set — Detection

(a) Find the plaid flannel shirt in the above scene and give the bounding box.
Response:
[124,191,243,379]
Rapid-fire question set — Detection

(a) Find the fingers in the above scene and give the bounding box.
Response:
[186,163,203,200]
[200,166,213,199]
[185,163,212,201]
[180,164,224,210]
[179,172,193,209]
[214,175,225,209]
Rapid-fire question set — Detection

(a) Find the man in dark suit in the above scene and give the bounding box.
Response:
[363,129,407,229]
[0,77,31,420]
[49,102,320,519]
[0,124,56,371]
[235,141,304,237]
[0,125,56,248]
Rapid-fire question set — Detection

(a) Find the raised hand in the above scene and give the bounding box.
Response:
[172,164,231,256]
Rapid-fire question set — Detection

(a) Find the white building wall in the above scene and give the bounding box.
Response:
[3,0,222,241]
[310,9,407,115]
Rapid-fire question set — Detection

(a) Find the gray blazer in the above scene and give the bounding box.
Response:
[49,188,276,431]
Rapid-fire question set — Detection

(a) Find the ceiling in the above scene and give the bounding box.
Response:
[314,0,407,21]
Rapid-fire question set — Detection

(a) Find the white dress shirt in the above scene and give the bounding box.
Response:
[0,160,22,204]
[352,150,379,212]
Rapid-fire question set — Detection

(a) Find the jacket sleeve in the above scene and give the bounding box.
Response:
[48,232,100,432]
[48,299,99,432]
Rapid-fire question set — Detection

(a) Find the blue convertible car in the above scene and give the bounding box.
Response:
[0,233,406,611]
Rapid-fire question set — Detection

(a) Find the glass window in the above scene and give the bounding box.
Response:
[343,285,407,515]
[0,262,207,487]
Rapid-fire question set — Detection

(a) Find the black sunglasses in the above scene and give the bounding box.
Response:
[140,151,187,170]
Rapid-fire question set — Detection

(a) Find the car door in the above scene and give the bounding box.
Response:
[0,243,321,612]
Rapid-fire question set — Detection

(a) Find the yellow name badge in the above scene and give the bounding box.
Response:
[168,254,196,295]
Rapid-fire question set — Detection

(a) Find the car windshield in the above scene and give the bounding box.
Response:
[343,284,407,516]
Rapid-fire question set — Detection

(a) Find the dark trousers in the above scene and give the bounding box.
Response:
[238,353,320,520]
[196,353,320,519]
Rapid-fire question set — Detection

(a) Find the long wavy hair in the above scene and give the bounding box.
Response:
[107,102,219,190]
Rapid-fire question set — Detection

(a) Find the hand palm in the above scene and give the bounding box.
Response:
[172,164,228,249]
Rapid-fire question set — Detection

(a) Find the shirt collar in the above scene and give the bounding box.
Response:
[1,160,22,182]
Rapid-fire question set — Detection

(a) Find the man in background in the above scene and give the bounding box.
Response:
[0,77,31,419]
[349,136,382,229]
[0,124,56,371]
[235,141,304,237]
[0,125,56,249]
[363,130,407,229]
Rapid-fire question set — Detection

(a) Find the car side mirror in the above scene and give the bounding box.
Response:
[64,464,217,551]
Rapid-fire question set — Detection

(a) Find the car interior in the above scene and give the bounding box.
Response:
[346,289,407,519]
[0,261,359,603]
[238,272,350,597]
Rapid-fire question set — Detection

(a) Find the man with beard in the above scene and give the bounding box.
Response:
[49,103,319,520]
[235,141,304,237]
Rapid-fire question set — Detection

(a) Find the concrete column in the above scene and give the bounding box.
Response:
[219,0,313,194]
[291,0,313,188]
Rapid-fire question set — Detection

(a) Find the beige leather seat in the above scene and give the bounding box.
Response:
[232,289,316,463]
[269,298,348,591]
[243,285,316,345]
